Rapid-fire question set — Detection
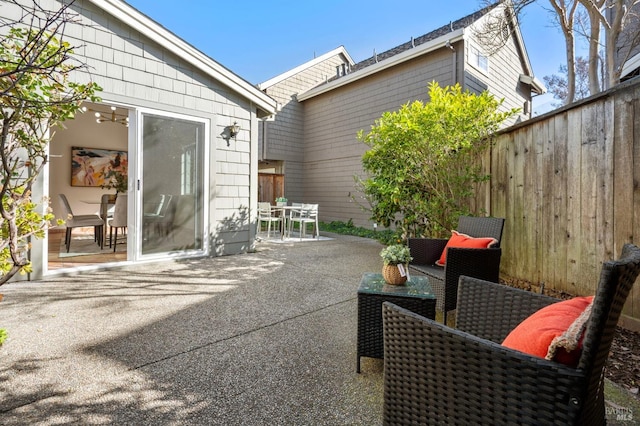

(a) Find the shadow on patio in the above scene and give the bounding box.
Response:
[2,233,639,424]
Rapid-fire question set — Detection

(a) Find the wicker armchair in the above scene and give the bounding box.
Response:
[408,216,505,323]
[382,243,640,425]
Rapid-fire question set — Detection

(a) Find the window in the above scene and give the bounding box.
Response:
[470,46,489,73]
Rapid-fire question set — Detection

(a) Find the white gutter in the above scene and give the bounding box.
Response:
[88,0,277,116]
[519,74,547,95]
[297,28,465,101]
[621,52,640,79]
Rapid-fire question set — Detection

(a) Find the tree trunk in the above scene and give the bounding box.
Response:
[587,6,602,94]
[549,0,580,104]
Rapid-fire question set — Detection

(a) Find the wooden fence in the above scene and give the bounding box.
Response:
[481,77,640,330]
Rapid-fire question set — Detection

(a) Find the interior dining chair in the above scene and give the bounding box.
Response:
[257,202,282,238]
[144,194,175,238]
[99,193,116,237]
[108,195,127,252]
[58,194,104,252]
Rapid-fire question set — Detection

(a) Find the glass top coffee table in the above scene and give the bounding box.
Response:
[357,272,435,373]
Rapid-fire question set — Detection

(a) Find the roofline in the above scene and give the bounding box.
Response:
[87,0,277,116]
[504,4,546,94]
[621,52,640,78]
[258,46,355,90]
[297,29,465,101]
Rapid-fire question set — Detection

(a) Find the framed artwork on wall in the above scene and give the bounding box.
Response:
[71,146,128,188]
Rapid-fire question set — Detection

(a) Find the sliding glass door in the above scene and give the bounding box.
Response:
[138,112,208,257]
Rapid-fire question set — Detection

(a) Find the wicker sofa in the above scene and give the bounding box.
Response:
[407,216,505,323]
[382,243,640,425]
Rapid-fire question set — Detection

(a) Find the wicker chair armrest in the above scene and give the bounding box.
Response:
[456,276,559,342]
[408,238,447,266]
[382,302,584,425]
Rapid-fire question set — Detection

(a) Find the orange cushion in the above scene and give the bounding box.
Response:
[435,230,498,266]
[501,296,594,366]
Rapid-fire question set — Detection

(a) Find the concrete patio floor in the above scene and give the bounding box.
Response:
[1,233,639,425]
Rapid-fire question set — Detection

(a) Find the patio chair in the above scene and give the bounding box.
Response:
[408,216,504,323]
[257,202,282,238]
[58,194,104,252]
[288,203,318,240]
[382,243,640,425]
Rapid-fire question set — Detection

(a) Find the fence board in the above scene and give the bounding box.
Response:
[613,91,635,319]
[578,103,600,294]
[565,107,582,293]
[552,112,569,290]
[540,118,554,288]
[631,95,640,319]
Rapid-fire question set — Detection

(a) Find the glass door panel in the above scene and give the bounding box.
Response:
[140,113,206,256]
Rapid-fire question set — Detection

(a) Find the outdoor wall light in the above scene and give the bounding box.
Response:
[229,121,240,139]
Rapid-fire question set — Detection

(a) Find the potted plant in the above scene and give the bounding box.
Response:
[101,169,128,194]
[275,196,287,207]
[380,244,413,285]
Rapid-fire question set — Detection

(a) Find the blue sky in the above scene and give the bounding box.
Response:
[125,1,573,113]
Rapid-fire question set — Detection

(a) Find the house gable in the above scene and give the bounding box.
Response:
[87,0,276,117]
[259,2,546,228]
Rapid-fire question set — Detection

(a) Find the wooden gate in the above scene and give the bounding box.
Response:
[258,173,284,204]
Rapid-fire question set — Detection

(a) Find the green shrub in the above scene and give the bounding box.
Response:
[319,221,400,246]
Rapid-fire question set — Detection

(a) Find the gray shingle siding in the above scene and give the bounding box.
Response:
[60,0,259,254]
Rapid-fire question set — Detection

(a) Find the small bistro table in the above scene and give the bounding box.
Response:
[356,272,436,373]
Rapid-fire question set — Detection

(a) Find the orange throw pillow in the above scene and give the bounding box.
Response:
[501,296,594,366]
[435,230,498,266]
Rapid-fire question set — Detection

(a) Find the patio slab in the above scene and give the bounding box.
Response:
[1,234,384,425]
[1,233,638,425]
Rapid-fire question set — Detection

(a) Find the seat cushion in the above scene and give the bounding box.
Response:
[435,230,498,266]
[501,296,594,366]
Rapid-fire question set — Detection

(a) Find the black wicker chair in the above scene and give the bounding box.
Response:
[408,216,505,323]
[382,243,640,426]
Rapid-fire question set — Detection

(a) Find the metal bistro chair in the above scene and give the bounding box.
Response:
[257,202,283,238]
[58,194,104,252]
[382,244,640,425]
[408,216,505,323]
[287,203,319,240]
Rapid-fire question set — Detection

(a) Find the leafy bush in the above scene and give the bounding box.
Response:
[319,220,400,246]
[357,82,518,239]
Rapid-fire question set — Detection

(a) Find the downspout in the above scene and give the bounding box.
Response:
[446,40,457,84]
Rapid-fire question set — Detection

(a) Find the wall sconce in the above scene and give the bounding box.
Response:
[229,121,240,139]
[223,121,240,147]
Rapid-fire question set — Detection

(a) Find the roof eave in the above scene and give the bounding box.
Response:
[87,0,277,116]
[258,46,355,90]
[297,29,465,101]
[621,52,640,79]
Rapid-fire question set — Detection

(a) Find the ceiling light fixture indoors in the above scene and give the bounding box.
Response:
[81,105,129,126]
